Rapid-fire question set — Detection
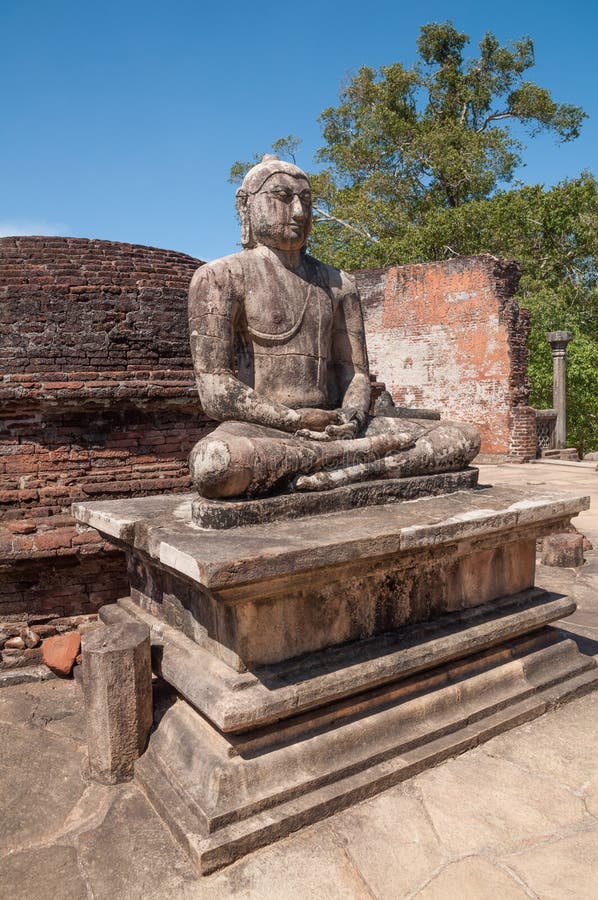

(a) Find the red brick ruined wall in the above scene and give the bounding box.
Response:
[356,255,530,455]
[0,237,210,667]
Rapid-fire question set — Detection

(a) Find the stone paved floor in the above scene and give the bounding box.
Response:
[1,462,597,899]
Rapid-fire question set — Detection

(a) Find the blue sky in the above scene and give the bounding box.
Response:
[2,0,597,261]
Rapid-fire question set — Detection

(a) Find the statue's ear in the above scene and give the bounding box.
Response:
[235,189,254,248]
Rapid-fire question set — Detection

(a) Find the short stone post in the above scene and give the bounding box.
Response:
[546,331,572,449]
[82,623,153,784]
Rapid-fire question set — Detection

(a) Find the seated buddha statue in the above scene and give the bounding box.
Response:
[188,156,480,500]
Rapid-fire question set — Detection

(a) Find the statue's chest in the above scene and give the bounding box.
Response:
[242,269,334,354]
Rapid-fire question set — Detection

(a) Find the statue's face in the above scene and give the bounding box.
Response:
[248,173,312,251]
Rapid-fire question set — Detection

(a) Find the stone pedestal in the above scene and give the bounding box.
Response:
[73,482,597,873]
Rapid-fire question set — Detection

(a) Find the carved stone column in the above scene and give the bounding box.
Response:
[546,331,572,449]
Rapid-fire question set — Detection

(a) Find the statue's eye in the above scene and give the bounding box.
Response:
[271,189,294,203]
[299,192,312,205]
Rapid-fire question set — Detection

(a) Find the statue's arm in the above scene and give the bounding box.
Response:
[332,273,372,426]
[189,261,303,432]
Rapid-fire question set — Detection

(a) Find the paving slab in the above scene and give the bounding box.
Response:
[410,747,588,858]
[1,845,88,900]
[413,856,530,900]
[474,688,598,790]
[327,784,448,898]
[500,826,598,900]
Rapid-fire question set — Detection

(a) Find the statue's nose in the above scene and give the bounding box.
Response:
[291,196,307,220]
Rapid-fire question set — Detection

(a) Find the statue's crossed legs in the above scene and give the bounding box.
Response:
[189,417,480,499]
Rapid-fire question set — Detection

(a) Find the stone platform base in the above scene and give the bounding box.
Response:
[73,483,595,874]
[192,468,479,528]
[100,588,598,874]
[135,624,596,875]
[73,484,590,671]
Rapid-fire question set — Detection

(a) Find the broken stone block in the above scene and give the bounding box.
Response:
[541,533,585,568]
[41,632,81,676]
[81,623,152,785]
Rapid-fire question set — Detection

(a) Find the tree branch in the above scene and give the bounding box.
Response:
[312,205,380,242]
[475,111,515,133]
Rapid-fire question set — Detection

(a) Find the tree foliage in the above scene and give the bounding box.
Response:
[309,22,585,267]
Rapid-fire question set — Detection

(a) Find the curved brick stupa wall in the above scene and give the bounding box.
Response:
[0,237,209,668]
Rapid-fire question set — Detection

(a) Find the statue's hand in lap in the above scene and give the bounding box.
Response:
[295,408,341,432]
[295,408,363,442]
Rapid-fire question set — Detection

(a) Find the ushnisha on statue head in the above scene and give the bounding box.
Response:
[235,156,313,252]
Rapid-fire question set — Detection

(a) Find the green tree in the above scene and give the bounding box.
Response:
[308,21,585,267]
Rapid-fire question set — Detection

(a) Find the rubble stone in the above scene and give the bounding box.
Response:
[41,632,81,676]
[541,532,585,567]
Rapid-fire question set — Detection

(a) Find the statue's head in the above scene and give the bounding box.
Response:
[236,155,312,252]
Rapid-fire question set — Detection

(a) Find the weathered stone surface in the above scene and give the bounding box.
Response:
[203,824,373,899]
[76,786,199,900]
[101,588,575,732]
[1,845,88,900]
[330,786,448,898]
[2,667,598,897]
[4,636,25,650]
[541,531,585,567]
[547,330,573,449]
[414,856,529,899]
[472,687,598,791]
[501,827,598,899]
[192,468,479,527]
[373,391,441,420]
[21,626,41,648]
[187,156,479,505]
[0,663,56,687]
[0,718,87,854]
[75,485,588,669]
[82,623,152,784]
[414,747,586,856]
[41,631,81,676]
[134,627,597,873]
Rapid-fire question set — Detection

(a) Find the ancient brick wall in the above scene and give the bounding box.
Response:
[0,236,196,373]
[0,237,210,667]
[356,255,530,456]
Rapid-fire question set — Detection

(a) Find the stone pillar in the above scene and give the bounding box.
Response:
[546,331,572,449]
[82,622,153,784]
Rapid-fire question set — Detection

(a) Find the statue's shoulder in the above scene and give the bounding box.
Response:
[189,252,245,295]
[304,254,358,299]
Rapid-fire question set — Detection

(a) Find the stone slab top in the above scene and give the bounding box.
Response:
[72,483,590,591]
